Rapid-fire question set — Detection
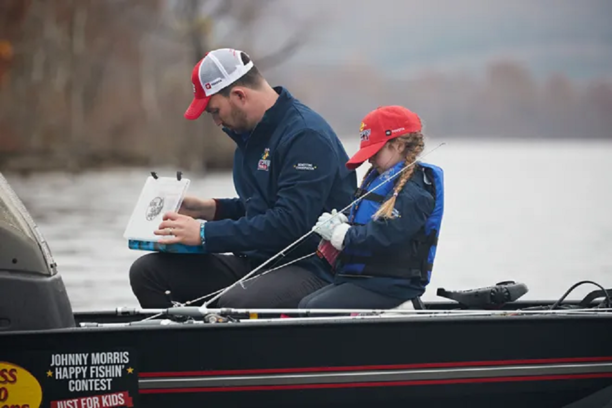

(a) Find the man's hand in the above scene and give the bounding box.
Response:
[155,212,202,246]
[178,197,216,221]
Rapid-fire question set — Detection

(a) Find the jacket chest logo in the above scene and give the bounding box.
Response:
[257,148,271,171]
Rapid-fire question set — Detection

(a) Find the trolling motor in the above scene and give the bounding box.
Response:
[436,281,528,309]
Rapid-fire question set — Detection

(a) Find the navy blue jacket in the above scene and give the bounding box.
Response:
[335,166,435,300]
[204,87,356,281]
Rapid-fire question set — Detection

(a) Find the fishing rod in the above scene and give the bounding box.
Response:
[82,307,612,328]
[122,306,612,321]
[83,307,612,328]
[200,142,447,310]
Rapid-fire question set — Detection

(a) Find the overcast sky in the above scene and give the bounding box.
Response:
[224,0,612,81]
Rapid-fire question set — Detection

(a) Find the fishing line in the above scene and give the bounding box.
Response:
[201,142,446,309]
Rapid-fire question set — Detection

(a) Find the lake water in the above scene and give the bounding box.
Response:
[4,137,612,311]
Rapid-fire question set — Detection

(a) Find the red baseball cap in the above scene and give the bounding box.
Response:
[185,48,254,120]
[346,106,422,170]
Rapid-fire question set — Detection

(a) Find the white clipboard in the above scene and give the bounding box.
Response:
[123,175,190,242]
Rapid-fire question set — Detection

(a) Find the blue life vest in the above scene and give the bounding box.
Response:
[339,161,444,285]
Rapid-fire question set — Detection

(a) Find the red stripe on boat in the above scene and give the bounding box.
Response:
[138,356,612,378]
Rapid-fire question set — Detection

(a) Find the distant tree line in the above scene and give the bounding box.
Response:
[293,60,612,141]
[396,62,612,140]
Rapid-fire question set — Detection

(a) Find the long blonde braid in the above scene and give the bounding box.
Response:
[373,132,425,220]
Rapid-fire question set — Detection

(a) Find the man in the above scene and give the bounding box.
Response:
[129,48,356,309]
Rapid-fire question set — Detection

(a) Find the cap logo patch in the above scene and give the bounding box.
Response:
[360,129,371,141]
[359,122,371,141]
[385,130,392,136]
[204,83,212,90]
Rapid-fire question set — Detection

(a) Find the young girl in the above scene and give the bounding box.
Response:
[300,105,444,309]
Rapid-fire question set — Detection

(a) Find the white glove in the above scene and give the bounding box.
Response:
[330,223,350,250]
[312,209,348,241]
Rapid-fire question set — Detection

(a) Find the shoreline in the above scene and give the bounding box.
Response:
[2,136,611,175]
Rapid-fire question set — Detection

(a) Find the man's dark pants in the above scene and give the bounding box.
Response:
[129,253,328,309]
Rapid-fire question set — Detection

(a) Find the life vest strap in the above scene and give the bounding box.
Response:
[354,188,386,204]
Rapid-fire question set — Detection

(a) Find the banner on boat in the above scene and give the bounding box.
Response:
[0,348,139,407]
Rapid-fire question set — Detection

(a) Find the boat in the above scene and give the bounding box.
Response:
[1,172,611,408]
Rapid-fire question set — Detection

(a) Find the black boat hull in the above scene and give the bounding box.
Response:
[1,313,612,407]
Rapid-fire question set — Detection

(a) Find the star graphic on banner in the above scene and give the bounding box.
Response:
[126,367,134,374]
[46,370,53,378]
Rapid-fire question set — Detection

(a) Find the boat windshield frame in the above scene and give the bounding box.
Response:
[0,172,57,276]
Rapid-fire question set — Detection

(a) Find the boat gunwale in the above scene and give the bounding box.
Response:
[2,309,612,337]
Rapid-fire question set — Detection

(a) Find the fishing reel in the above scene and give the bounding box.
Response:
[203,313,237,324]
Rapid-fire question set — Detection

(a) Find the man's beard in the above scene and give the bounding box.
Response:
[225,103,251,134]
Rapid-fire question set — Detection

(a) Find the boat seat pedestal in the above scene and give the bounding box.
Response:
[394,296,426,310]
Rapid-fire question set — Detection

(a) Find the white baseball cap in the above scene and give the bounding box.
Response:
[184,48,254,120]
